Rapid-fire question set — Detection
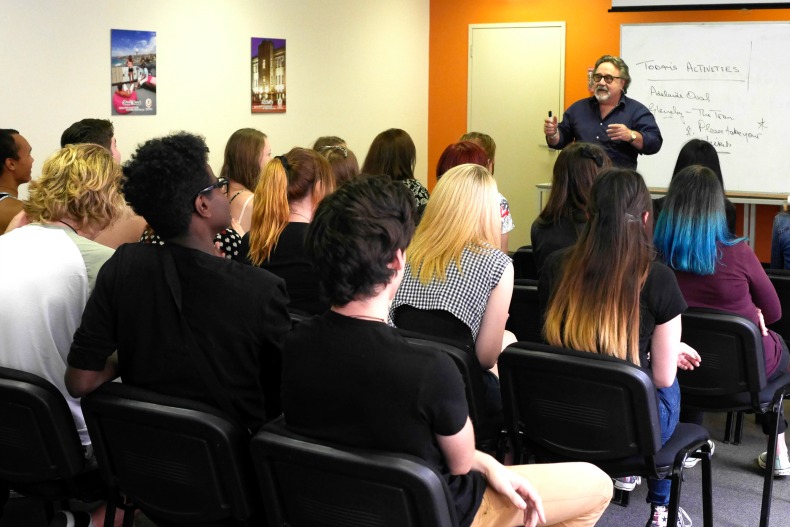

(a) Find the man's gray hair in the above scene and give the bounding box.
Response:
[595,55,631,94]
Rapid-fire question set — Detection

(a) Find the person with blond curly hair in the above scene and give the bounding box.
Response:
[0,143,126,527]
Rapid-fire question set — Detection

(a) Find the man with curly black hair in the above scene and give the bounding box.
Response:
[65,132,291,436]
[283,176,612,527]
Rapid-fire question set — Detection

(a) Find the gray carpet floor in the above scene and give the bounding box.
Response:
[598,403,790,527]
[4,404,790,527]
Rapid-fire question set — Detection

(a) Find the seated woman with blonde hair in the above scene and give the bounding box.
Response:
[390,163,515,414]
[239,147,334,315]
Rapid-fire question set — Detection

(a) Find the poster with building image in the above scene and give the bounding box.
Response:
[111,29,157,115]
[251,38,286,113]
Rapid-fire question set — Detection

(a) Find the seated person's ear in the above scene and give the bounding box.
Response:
[194,195,211,218]
[388,249,406,272]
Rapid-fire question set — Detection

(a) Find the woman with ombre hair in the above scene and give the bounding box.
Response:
[240,147,334,314]
[655,164,790,478]
[390,163,515,416]
[540,167,700,527]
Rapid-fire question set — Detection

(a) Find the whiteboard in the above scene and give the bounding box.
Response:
[621,23,790,193]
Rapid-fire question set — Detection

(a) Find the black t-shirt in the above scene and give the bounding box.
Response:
[283,311,486,527]
[539,249,687,371]
[637,261,688,367]
[529,211,586,277]
[68,243,292,431]
[238,222,328,315]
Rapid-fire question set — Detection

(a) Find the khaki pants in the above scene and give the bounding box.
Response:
[471,462,612,527]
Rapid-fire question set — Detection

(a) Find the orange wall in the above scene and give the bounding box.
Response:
[428,0,790,261]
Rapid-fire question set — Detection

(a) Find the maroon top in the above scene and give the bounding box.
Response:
[673,241,783,377]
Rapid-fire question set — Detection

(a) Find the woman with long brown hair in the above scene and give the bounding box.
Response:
[530,142,609,275]
[220,128,271,235]
[362,128,429,215]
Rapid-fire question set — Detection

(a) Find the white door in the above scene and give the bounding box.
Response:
[468,23,565,251]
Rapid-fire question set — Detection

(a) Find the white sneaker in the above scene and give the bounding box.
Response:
[645,505,693,527]
[757,451,790,476]
[613,475,641,491]
[684,440,715,468]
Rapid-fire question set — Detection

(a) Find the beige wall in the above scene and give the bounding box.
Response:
[2,0,429,195]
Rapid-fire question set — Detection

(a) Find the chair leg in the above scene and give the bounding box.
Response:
[724,411,734,443]
[760,394,786,527]
[667,472,682,527]
[734,411,745,445]
[44,500,56,523]
[103,494,117,527]
[611,487,630,507]
[701,445,714,527]
[122,506,135,527]
[0,485,8,519]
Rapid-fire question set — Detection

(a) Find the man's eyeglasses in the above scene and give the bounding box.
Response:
[592,73,622,84]
[193,177,228,201]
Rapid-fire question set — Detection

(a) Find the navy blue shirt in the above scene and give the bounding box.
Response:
[550,95,662,169]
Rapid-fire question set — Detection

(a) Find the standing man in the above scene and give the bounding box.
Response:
[544,55,662,169]
[0,129,33,233]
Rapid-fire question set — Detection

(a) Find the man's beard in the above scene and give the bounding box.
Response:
[594,86,610,102]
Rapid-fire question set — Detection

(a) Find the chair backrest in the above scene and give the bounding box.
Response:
[678,308,766,408]
[396,329,488,431]
[392,306,475,351]
[251,421,458,527]
[499,342,662,461]
[512,245,537,280]
[765,269,790,341]
[506,279,543,343]
[81,382,254,523]
[0,366,87,483]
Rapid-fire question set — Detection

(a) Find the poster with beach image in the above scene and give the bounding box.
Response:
[111,29,157,115]
[251,38,286,113]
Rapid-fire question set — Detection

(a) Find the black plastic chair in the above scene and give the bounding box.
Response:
[512,245,537,280]
[679,309,790,527]
[765,269,790,342]
[81,382,256,527]
[506,279,543,343]
[393,308,507,457]
[0,366,106,522]
[251,419,458,527]
[499,342,713,527]
[398,328,505,454]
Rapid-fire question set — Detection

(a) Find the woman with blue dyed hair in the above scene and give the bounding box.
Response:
[654,164,790,476]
